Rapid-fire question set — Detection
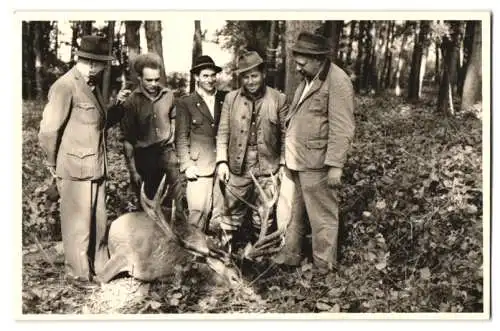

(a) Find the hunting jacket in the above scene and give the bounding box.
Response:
[285,60,355,171]
[216,86,288,176]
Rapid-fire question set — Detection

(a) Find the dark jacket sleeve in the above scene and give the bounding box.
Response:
[174,98,194,172]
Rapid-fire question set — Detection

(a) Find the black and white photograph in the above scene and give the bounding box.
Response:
[15,10,491,319]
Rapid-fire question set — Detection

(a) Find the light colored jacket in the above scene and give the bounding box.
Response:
[216,86,287,176]
[285,61,355,171]
[38,67,117,180]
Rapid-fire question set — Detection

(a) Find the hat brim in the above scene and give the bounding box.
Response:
[234,60,263,75]
[76,50,114,62]
[291,45,331,55]
[190,63,223,74]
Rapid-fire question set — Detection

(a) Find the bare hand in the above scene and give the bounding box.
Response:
[185,165,199,180]
[327,167,342,188]
[217,163,230,183]
[116,89,131,104]
[130,171,142,190]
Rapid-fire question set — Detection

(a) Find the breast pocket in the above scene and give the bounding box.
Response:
[65,148,97,179]
[74,102,100,124]
[309,91,328,114]
[191,115,205,134]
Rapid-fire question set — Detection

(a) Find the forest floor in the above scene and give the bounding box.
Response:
[20,92,485,315]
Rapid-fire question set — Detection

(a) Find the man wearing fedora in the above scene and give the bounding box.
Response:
[175,56,227,231]
[274,31,355,275]
[119,52,182,220]
[38,35,130,287]
[216,50,288,249]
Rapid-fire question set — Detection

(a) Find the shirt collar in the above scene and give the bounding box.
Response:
[240,84,267,101]
[136,84,169,102]
[196,87,217,100]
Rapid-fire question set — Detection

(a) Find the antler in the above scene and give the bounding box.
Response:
[242,170,285,260]
[140,175,240,284]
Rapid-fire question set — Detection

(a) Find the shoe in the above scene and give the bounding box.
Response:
[65,276,100,290]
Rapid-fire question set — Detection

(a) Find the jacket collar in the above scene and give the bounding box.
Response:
[133,84,170,102]
[71,66,105,114]
[240,84,267,101]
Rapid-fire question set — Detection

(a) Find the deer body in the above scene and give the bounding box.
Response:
[100,211,191,283]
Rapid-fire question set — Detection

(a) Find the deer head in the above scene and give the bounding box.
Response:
[140,175,242,286]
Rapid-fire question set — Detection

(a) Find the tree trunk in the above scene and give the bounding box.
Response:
[125,21,142,85]
[144,21,167,85]
[362,21,374,92]
[266,20,279,89]
[395,21,409,96]
[383,21,395,89]
[284,20,322,99]
[408,21,430,101]
[346,20,356,66]
[32,21,44,100]
[374,21,388,92]
[461,21,481,111]
[354,21,365,93]
[81,21,93,35]
[457,21,475,96]
[102,21,115,105]
[435,39,441,85]
[437,21,460,115]
[322,20,344,63]
[22,21,34,100]
[190,20,203,93]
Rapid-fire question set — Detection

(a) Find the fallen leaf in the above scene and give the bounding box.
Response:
[301,263,312,272]
[375,261,387,270]
[376,200,386,210]
[149,300,162,310]
[330,303,341,313]
[316,302,331,311]
[420,267,431,280]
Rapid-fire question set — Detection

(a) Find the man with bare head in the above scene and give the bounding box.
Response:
[119,52,182,220]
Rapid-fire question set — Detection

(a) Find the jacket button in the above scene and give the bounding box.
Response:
[211,124,215,127]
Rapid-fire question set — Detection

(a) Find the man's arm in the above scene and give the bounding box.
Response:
[174,99,194,172]
[38,81,72,167]
[324,71,355,168]
[277,92,289,166]
[215,93,232,165]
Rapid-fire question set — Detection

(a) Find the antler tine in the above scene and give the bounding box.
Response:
[155,174,169,204]
[140,180,174,238]
[249,170,271,204]
[268,170,279,206]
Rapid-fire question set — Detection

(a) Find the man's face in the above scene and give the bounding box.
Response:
[241,68,265,95]
[78,58,106,82]
[196,68,217,94]
[139,67,161,95]
[294,54,323,80]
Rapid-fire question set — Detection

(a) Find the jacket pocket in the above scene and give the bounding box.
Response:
[190,149,200,161]
[65,148,97,179]
[306,139,327,149]
[74,103,100,124]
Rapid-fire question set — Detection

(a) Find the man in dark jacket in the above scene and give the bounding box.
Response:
[175,55,227,231]
[274,32,355,275]
[216,51,288,249]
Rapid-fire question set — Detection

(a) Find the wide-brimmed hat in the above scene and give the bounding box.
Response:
[235,51,264,75]
[291,31,331,55]
[75,35,114,62]
[190,55,222,74]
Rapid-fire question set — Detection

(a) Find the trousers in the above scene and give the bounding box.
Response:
[185,175,224,232]
[133,141,183,221]
[57,178,109,281]
[274,169,340,272]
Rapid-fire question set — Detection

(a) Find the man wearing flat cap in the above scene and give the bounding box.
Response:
[274,31,355,275]
[38,35,130,287]
[216,50,288,249]
[175,55,227,231]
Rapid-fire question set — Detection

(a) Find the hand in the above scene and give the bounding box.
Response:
[217,163,230,183]
[130,171,142,190]
[327,167,342,188]
[45,178,60,202]
[185,165,199,180]
[116,89,131,104]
